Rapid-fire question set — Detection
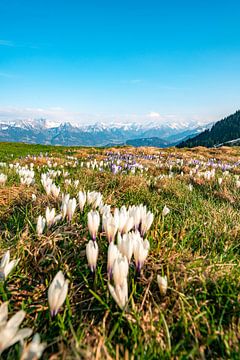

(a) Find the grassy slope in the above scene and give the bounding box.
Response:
[0,143,239,359]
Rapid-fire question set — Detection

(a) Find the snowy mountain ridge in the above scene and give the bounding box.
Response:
[0,118,213,146]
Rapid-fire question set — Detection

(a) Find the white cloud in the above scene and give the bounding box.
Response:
[147,111,161,119]
[0,106,215,127]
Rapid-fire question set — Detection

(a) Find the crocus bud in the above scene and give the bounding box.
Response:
[157,275,168,296]
[66,198,77,222]
[162,205,170,217]
[45,207,56,227]
[133,237,150,272]
[48,271,69,317]
[78,191,86,212]
[86,240,99,272]
[112,254,129,287]
[117,233,134,263]
[140,211,154,236]
[88,210,100,241]
[108,278,128,310]
[0,250,19,282]
[218,178,223,186]
[37,215,46,236]
[105,216,118,242]
[107,242,119,277]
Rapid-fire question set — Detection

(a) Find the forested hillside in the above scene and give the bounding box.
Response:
[178,111,240,147]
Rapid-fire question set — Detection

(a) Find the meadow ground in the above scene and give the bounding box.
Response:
[0,142,239,359]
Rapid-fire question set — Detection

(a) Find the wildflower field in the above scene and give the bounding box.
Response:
[0,142,239,359]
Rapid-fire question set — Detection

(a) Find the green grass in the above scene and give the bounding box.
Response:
[0,143,239,359]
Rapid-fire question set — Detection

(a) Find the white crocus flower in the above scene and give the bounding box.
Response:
[51,184,60,199]
[107,242,120,277]
[108,278,128,310]
[31,194,36,202]
[0,173,7,186]
[92,193,102,209]
[0,250,19,281]
[66,198,77,222]
[0,302,32,354]
[36,216,46,236]
[86,240,99,272]
[87,210,100,241]
[134,207,142,231]
[105,216,118,243]
[61,202,67,220]
[140,211,154,236]
[78,191,86,212]
[157,275,168,296]
[112,254,129,288]
[162,205,170,217]
[218,177,223,186]
[21,333,46,360]
[117,233,134,263]
[87,191,103,209]
[121,216,134,234]
[98,203,111,216]
[45,207,56,227]
[48,271,69,317]
[133,237,150,272]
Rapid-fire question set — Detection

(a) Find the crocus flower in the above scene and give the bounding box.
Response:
[112,254,129,288]
[117,233,134,263]
[0,302,32,354]
[0,250,19,281]
[87,210,100,241]
[51,184,60,199]
[0,173,7,186]
[107,242,119,277]
[66,198,77,222]
[87,191,103,209]
[140,211,154,236]
[218,178,223,186]
[48,271,69,317]
[36,215,46,236]
[86,240,98,272]
[105,216,118,242]
[157,275,168,296]
[78,191,86,212]
[108,278,128,310]
[45,207,56,228]
[162,205,170,217]
[21,333,46,360]
[121,216,134,234]
[133,237,150,272]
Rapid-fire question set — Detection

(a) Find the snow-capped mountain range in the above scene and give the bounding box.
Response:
[0,118,213,146]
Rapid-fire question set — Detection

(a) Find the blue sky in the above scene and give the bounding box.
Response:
[0,0,240,124]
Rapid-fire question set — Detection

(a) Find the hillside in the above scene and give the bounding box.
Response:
[178,110,240,148]
[126,136,169,147]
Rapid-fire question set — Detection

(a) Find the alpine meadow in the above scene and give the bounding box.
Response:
[0,143,239,359]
